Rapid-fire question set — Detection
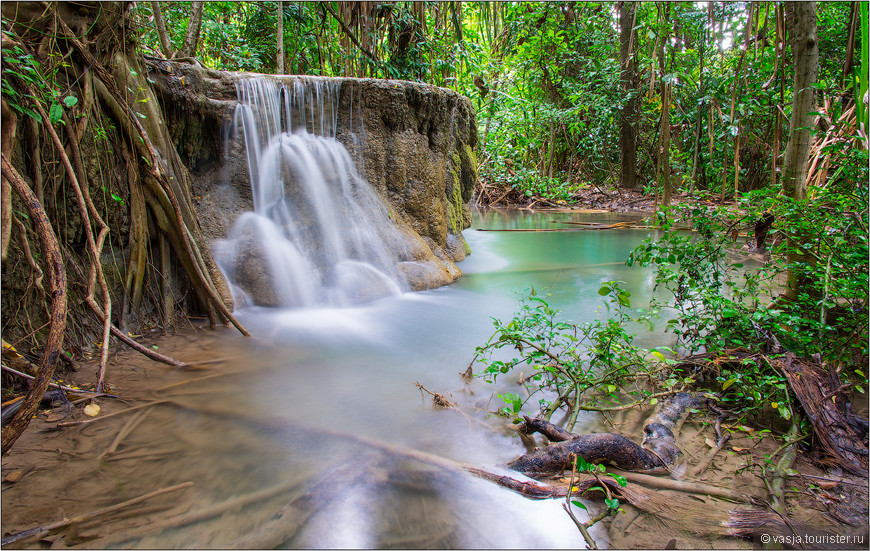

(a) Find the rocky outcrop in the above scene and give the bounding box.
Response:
[146,59,477,292]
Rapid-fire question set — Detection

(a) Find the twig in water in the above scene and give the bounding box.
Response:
[99,406,155,458]
[413,382,458,408]
[57,400,169,427]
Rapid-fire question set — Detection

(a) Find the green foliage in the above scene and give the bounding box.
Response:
[571,456,628,514]
[474,283,670,429]
[627,146,869,417]
[1,44,79,126]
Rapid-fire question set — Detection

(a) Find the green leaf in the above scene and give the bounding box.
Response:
[63,95,78,108]
[571,500,587,510]
[49,101,63,124]
[605,497,620,510]
[598,285,611,296]
[617,291,631,308]
[610,473,628,487]
[575,456,591,472]
[722,378,737,391]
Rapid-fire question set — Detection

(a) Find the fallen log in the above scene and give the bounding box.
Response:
[509,392,704,475]
[775,353,868,477]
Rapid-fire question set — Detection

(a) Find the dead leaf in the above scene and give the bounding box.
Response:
[83,403,101,417]
[705,437,717,448]
[5,470,24,483]
[731,446,750,453]
[45,413,65,422]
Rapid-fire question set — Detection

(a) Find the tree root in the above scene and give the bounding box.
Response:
[91,473,308,547]
[509,392,704,475]
[28,96,113,392]
[1,155,68,455]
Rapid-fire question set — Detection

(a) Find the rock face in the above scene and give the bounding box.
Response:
[147,60,477,295]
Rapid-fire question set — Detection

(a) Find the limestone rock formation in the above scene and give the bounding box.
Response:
[147,59,477,293]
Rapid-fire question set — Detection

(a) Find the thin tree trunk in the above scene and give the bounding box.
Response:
[662,81,672,206]
[150,1,173,58]
[723,2,754,202]
[617,1,638,189]
[178,1,204,58]
[0,99,16,261]
[689,24,706,193]
[781,1,819,201]
[658,3,672,206]
[277,1,284,74]
[842,2,858,87]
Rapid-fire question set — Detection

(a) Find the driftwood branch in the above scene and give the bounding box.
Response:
[509,392,704,475]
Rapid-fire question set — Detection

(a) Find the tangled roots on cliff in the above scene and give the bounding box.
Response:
[0,2,247,453]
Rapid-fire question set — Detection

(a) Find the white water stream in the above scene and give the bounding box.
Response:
[213,78,411,308]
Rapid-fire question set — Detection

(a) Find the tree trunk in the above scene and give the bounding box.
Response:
[661,81,672,206]
[0,99,16,261]
[178,1,204,59]
[277,1,285,74]
[781,1,819,201]
[617,1,638,189]
[150,1,173,58]
[658,3,672,206]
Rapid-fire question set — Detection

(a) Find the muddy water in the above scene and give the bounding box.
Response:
[3,209,665,549]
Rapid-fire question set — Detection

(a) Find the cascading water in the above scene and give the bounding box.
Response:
[213,78,411,308]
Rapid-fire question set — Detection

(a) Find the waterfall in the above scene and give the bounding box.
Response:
[213,78,410,308]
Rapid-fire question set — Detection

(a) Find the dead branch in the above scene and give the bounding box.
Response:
[510,393,704,475]
[607,468,748,502]
[0,364,111,398]
[413,381,458,407]
[93,473,306,547]
[98,407,155,458]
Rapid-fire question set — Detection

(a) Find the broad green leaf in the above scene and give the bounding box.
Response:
[49,101,63,124]
[610,473,628,487]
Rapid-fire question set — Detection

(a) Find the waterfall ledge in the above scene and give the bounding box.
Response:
[147,60,477,296]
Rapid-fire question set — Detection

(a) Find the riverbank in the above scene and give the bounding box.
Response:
[3,320,866,549]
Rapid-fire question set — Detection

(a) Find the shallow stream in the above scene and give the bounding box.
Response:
[5,209,668,549]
